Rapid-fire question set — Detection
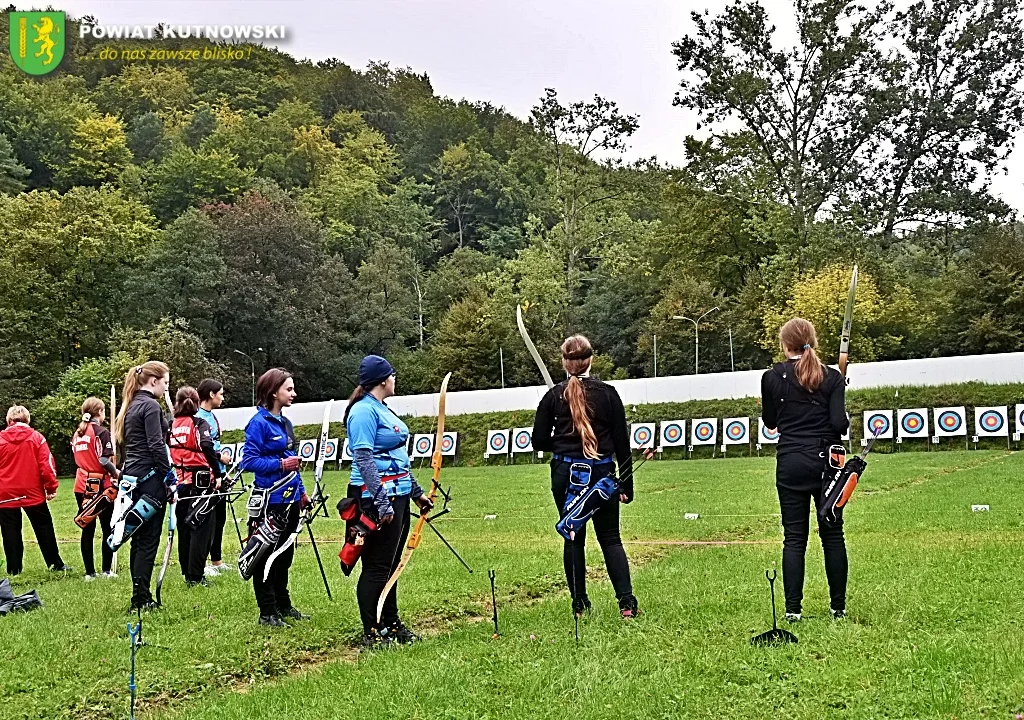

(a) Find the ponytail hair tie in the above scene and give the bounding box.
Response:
[82,413,92,422]
[802,344,811,350]
[135,366,143,375]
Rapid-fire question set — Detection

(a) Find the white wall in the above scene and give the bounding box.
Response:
[216,351,1024,431]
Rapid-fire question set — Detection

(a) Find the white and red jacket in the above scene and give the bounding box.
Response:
[72,421,114,493]
[169,415,222,485]
[0,423,58,508]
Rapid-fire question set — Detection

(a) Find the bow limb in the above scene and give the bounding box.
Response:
[838,265,858,378]
[376,372,452,624]
[517,304,555,390]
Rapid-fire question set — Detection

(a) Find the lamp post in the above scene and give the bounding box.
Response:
[673,307,719,374]
[233,348,263,406]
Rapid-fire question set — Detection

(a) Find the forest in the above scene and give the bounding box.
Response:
[0,0,1022,449]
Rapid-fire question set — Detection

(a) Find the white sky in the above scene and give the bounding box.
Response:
[50,0,1024,212]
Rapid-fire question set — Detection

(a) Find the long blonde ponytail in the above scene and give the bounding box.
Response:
[561,335,599,460]
[115,361,169,445]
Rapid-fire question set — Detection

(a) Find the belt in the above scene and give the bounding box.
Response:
[553,453,614,467]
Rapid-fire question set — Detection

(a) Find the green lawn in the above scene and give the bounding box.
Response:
[2,451,1022,719]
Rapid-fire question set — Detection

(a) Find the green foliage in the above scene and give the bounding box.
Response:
[146,145,253,222]
[0,132,29,194]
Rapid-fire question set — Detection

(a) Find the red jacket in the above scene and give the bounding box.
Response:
[0,423,58,508]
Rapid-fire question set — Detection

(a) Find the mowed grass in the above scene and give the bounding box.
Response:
[2,450,1023,719]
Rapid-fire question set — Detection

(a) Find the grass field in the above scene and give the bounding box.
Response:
[2,451,1023,719]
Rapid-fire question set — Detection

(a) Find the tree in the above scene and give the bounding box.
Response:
[183,103,217,148]
[0,133,29,194]
[673,0,892,253]
[109,318,228,390]
[55,114,133,189]
[127,112,168,163]
[146,145,253,222]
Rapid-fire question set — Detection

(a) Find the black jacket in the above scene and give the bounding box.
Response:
[761,360,848,456]
[122,389,170,479]
[532,377,634,498]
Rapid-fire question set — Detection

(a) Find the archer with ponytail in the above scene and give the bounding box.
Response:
[761,318,850,622]
[72,397,119,580]
[532,335,639,620]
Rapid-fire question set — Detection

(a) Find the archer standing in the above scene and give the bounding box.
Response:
[0,405,69,574]
[114,361,173,611]
[195,379,232,576]
[72,398,119,579]
[344,355,432,648]
[169,386,225,588]
[532,336,639,619]
[761,318,849,621]
[238,368,310,628]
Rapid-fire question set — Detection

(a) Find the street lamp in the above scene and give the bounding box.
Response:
[233,348,263,406]
[673,308,719,374]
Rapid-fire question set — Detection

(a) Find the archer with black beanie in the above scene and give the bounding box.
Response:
[532,335,639,619]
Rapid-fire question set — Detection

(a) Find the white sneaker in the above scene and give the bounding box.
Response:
[204,565,220,578]
[84,574,97,582]
[101,571,118,579]
[214,562,232,572]
[784,612,802,623]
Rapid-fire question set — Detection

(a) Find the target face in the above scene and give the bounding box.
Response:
[323,440,337,458]
[761,425,779,441]
[900,412,925,435]
[441,434,455,452]
[488,433,507,452]
[867,413,890,436]
[298,441,316,460]
[662,423,683,443]
[725,420,747,441]
[415,436,433,454]
[222,445,235,462]
[694,422,714,442]
[1018,405,1024,429]
[514,430,532,450]
[632,426,653,447]
[938,410,963,432]
[979,410,1004,433]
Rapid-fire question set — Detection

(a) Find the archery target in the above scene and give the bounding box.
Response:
[897,409,929,439]
[630,423,656,450]
[322,438,339,461]
[441,431,458,456]
[220,443,236,463]
[691,418,717,446]
[933,406,966,437]
[723,417,750,445]
[341,438,353,462]
[659,420,686,448]
[1016,404,1024,435]
[758,418,779,444]
[512,427,534,454]
[862,410,893,440]
[974,406,1009,437]
[412,434,434,458]
[297,439,317,461]
[486,429,509,457]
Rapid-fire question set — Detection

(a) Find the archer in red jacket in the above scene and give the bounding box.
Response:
[0,405,70,575]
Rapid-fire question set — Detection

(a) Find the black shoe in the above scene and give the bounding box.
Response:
[50,564,73,573]
[129,601,160,613]
[186,578,210,588]
[360,630,383,650]
[830,607,847,620]
[571,596,592,617]
[385,621,418,645]
[258,614,288,628]
[280,607,309,621]
[619,594,640,619]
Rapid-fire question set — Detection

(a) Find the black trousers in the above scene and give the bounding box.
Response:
[176,485,215,584]
[209,498,226,563]
[550,461,633,604]
[130,476,168,607]
[776,450,848,614]
[250,502,300,617]
[351,486,411,634]
[75,492,114,575]
[0,501,65,574]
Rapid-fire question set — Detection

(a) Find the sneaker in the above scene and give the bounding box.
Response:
[204,565,221,578]
[571,596,592,617]
[50,564,73,573]
[386,621,418,644]
[784,612,802,623]
[213,562,232,572]
[130,600,160,613]
[360,630,384,650]
[258,614,288,628]
[281,607,309,621]
[84,574,97,582]
[101,571,118,579]
[619,594,640,619]
[830,608,847,620]
[186,578,210,588]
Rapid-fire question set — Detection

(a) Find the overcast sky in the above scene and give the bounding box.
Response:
[54,0,1023,212]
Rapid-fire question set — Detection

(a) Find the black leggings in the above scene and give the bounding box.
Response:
[75,492,114,575]
[550,461,633,604]
[0,501,65,574]
[250,502,301,617]
[176,484,215,583]
[776,451,848,614]
[209,497,226,563]
[351,486,411,634]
